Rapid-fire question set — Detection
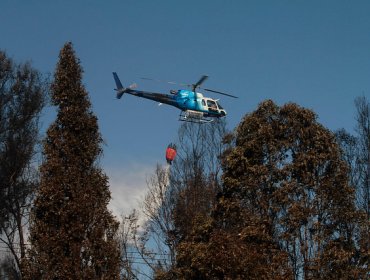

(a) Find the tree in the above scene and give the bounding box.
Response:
[354,96,369,274]
[23,42,120,279]
[174,100,363,279]
[169,120,227,243]
[117,120,228,279]
[0,50,47,278]
[335,129,361,195]
[117,210,143,280]
[335,96,370,274]
[354,97,369,255]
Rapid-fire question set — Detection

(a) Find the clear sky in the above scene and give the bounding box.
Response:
[1,0,370,215]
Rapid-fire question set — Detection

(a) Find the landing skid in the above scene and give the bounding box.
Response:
[179,110,213,123]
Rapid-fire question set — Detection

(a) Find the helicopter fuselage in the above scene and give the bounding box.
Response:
[113,72,228,121]
[122,88,226,118]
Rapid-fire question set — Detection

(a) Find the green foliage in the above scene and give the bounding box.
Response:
[23,43,120,279]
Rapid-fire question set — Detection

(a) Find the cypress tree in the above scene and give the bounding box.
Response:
[24,42,120,279]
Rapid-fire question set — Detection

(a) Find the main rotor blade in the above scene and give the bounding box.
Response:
[140,77,186,86]
[193,75,209,89]
[203,88,238,98]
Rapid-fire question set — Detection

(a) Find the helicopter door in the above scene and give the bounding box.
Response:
[202,99,206,110]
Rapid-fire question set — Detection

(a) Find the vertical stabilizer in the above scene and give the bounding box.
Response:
[113,72,125,99]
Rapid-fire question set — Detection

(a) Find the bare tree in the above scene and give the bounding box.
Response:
[0,50,47,277]
[335,129,362,199]
[118,167,175,280]
[355,97,370,218]
[118,120,228,279]
[354,96,369,272]
[335,96,370,273]
[118,210,143,280]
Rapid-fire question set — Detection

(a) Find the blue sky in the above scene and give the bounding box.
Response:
[1,0,370,214]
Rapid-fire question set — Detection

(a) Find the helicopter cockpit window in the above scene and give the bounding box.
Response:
[207,100,217,111]
[202,99,206,106]
[217,102,224,110]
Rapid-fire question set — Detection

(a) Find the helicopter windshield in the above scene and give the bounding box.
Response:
[216,101,224,110]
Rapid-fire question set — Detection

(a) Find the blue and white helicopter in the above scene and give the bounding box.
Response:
[113,72,237,123]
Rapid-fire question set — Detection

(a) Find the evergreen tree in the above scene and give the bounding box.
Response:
[23,42,120,279]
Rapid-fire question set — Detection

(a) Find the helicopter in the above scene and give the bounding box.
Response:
[113,72,237,123]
